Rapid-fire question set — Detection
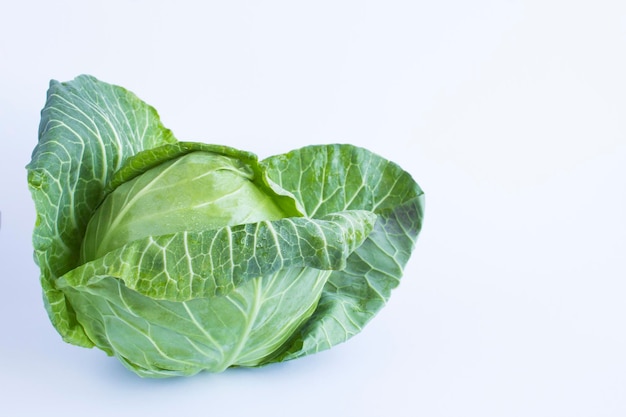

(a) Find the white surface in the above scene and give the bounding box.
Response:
[2,0,626,415]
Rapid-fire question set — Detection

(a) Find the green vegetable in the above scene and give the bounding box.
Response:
[27,75,425,378]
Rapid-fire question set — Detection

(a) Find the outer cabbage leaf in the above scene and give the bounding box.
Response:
[56,212,375,377]
[261,145,424,362]
[26,75,176,346]
[58,211,377,302]
[60,268,328,377]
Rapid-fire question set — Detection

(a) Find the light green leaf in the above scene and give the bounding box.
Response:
[58,211,376,301]
[56,211,375,377]
[26,75,176,346]
[60,267,330,377]
[261,144,424,362]
[103,141,302,217]
[80,143,304,262]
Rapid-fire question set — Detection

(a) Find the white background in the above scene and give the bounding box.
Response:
[1,1,626,416]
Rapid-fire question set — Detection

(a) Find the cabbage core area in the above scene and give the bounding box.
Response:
[81,151,289,262]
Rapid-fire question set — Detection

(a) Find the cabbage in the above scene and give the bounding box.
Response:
[27,75,424,377]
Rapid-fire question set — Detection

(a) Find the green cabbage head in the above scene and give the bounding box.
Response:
[27,75,424,377]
